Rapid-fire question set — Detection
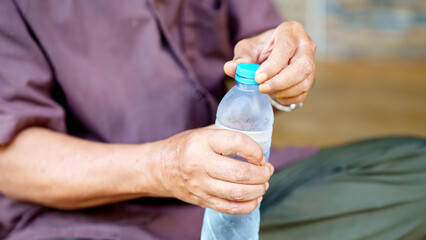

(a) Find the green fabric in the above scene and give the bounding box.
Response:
[260,136,426,240]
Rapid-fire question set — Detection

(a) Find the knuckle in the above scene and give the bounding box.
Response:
[228,203,241,215]
[184,134,198,149]
[286,47,295,59]
[282,40,294,56]
[229,188,246,201]
[204,196,217,210]
[235,132,253,148]
[234,164,251,182]
[187,180,201,192]
[233,133,246,146]
[235,39,248,51]
[206,196,219,209]
[261,184,267,195]
[295,94,307,104]
[181,152,199,173]
[300,58,314,76]
[190,193,202,205]
[255,147,263,160]
[312,41,318,52]
[261,170,271,183]
[259,189,266,198]
[293,21,303,28]
[286,20,303,30]
[249,201,259,213]
[249,143,263,160]
[217,201,233,214]
[300,79,311,93]
[277,22,287,30]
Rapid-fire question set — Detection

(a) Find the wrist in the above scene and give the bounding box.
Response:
[150,138,177,198]
[116,141,169,198]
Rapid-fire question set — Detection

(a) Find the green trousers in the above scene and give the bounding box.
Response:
[260,136,426,240]
[50,136,426,240]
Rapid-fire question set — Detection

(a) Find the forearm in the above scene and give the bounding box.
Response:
[0,127,167,210]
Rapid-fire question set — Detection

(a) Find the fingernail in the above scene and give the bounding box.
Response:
[224,60,235,68]
[255,72,267,83]
[259,84,271,93]
[258,196,263,204]
[224,61,237,76]
[265,182,269,190]
[261,156,266,165]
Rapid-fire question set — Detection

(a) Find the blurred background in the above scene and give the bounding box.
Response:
[269,0,426,147]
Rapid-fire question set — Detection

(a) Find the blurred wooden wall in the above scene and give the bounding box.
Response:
[269,0,426,147]
[271,0,426,60]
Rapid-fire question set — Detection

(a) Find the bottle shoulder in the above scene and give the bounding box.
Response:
[216,86,274,131]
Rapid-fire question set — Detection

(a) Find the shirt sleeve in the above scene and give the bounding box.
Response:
[0,0,66,145]
[228,0,283,43]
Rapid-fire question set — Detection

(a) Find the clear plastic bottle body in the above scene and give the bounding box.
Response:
[201,81,274,240]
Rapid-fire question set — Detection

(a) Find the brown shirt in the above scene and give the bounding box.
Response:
[0,0,281,145]
[0,1,318,239]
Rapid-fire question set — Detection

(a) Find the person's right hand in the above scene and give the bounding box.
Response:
[157,127,274,215]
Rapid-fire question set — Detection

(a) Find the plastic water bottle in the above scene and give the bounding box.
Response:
[201,63,274,240]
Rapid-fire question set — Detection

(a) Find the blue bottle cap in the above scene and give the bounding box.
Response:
[235,63,260,85]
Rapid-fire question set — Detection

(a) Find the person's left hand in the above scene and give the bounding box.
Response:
[224,21,317,106]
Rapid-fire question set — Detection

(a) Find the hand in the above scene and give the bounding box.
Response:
[224,21,317,106]
[157,127,274,215]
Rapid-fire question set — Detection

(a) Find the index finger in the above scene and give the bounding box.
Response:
[205,154,273,184]
[255,25,298,84]
[208,129,265,166]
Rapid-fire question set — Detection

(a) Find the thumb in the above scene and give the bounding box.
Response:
[224,39,259,77]
[223,55,252,78]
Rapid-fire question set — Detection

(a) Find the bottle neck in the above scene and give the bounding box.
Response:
[235,81,259,91]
